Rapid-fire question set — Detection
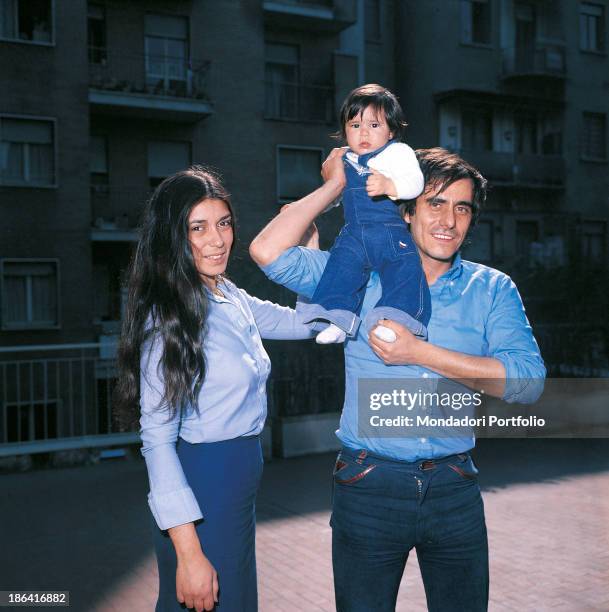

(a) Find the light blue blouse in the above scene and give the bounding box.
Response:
[140,278,315,530]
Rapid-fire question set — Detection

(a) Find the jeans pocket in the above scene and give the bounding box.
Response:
[447,454,479,481]
[386,224,416,258]
[333,454,377,485]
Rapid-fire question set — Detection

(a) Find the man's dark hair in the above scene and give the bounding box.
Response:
[399,147,487,224]
[338,83,408,141]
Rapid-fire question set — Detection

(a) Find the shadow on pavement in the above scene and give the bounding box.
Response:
[1,437,608,610]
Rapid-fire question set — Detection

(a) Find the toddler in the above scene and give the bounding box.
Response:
[298,84,431,344]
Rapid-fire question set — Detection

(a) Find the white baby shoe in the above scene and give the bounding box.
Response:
[316,324,347,344]
[373,325,397,343]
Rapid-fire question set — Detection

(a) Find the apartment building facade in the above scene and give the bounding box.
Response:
[1,0,398,346]
[2,0,607,452]
[395,0,609,276]
[0,0,398,449]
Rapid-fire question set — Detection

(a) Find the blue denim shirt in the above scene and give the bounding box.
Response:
[261,247,546,462]
[140,278,315,530]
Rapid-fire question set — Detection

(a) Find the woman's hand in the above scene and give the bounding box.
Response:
[321,147,347,188]
[176,550,219,612]
[169,523,218,611]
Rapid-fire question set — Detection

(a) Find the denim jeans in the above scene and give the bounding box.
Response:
[331,446,488,612]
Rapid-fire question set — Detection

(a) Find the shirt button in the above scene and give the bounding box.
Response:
[420,437,427,443]
[422,373,429,379]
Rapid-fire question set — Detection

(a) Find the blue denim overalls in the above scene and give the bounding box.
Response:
[298,141,431,338]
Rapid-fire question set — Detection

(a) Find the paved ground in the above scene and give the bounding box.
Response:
[2,439,609,612]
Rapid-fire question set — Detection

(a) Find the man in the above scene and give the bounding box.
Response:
[249,147,545,612]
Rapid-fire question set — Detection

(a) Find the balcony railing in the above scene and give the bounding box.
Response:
[90,185,151,233]
[502,44,566,79]
[0,343,135,456]
[88,48,210,100]
[264,81,334,123]
[0,340,344,456]
[459,150,565,188]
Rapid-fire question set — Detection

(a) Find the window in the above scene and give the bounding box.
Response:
[265,43,299,120]
[87,3,106,64]
[540,115,563,155]
[460,0,491,45]
[0,0,53,43]
[514,3,536,70]
[0,116,55,186]
[145,14,189,96]
[461,109,492,151]
[277,147,323,202]
[515,220,539,263]
[582,221,606,264]
[90,135,108,192]
[147,140,191,188]
[582,112,607,159]
[1,260,60,330]
[515,112,538,155]
[365,0,381,42]
[580,2,605,52]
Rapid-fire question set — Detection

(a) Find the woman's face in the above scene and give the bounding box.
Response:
[188,198,234,288]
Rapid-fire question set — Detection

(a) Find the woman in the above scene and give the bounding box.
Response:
[114,166,317,611]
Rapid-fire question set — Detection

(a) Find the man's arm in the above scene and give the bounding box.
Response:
[368,322,507,398]
[369,275,546,402]
[249,147,346,266]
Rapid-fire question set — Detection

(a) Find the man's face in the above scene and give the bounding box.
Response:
[404,178,474,266]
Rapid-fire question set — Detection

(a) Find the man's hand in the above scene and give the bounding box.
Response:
[176,550,219,612]
[321,147,347,188]
[368,319,423,365]
[366,169,397,198]
[369,319,508,398]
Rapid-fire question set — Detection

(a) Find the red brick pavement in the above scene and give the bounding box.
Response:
[87,443,609,612]
[2,440,608,611]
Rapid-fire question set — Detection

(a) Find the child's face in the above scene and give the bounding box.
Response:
[345,106,393,156]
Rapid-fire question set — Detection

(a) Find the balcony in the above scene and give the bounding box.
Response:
[88,48,213,122]
[502,44,566,80]
[263,0,356,33]
[265,81,334,123]
[0,343,137,456]
[459,150,564,189]
[90,185,150,241]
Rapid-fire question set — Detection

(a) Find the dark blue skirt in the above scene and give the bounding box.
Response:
[152,436,263,611]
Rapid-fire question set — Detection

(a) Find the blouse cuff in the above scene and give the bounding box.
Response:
[148,486,204,531]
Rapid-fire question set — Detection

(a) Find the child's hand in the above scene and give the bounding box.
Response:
[366,169,397,198]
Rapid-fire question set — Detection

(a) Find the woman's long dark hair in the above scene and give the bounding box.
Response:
[114,166,236,429]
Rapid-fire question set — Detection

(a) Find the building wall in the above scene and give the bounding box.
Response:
[395,0,609,276]
[0,0,93,345]
[4,0,607,351]
[1,0,372,347]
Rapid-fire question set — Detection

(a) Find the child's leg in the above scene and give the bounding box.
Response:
[364,224,431,339]
[297,225,370,338]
